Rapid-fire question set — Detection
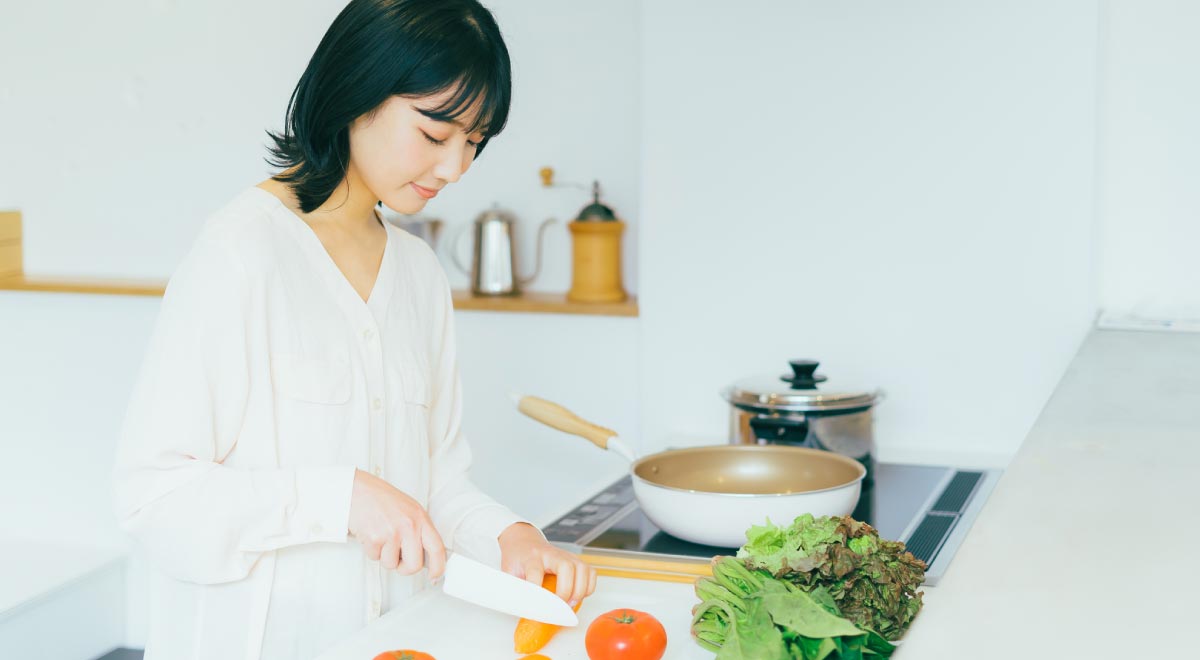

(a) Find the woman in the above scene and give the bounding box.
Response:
[112,1,595,658]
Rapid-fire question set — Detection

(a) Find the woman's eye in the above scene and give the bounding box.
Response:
[421,131,446,146]
[467,139,481,149]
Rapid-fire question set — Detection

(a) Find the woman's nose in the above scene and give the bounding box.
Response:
[432,146,468,184]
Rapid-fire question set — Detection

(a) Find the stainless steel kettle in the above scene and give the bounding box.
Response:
[451,205,554,296]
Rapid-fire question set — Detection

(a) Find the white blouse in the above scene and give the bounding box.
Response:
[113,187,529,660]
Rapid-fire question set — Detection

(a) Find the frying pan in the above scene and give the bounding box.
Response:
[514,395,866,548]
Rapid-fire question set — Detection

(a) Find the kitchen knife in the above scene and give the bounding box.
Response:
[440,553,579,626]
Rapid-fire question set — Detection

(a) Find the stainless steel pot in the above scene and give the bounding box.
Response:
[722,360,883,482]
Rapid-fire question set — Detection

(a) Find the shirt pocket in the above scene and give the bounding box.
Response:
[271,352,352,405]
[397,347,432,409]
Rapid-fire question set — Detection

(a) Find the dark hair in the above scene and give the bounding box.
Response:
[266,0,512,212]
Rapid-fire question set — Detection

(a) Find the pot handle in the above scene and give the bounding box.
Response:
[511,393,632,460]
[749,415,810,445]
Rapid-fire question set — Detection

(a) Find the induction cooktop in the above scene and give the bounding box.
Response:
[543,462,1001,586]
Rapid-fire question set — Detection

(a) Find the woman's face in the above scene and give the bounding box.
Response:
[347,90,488,214]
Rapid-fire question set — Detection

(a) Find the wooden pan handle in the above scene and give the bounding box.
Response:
[516,395,618,451]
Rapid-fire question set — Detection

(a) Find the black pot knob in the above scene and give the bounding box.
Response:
[781,359,827,389]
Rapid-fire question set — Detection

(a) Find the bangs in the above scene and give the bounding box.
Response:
[415,74,507,138]
[400,8,511,140]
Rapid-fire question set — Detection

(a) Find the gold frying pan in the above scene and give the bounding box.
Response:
[513,395,866,548]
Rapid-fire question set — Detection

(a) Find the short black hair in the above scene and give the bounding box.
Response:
[266,0,512,212]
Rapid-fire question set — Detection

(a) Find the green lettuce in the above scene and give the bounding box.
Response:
[736,515,926,641]
[692,557,897,660]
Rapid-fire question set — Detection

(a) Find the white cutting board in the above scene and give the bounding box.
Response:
[316,575,716,660]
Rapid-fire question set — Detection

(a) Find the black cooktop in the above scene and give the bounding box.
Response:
[543,462,1000,585]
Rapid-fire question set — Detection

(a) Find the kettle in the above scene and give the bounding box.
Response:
[451,205,554,296]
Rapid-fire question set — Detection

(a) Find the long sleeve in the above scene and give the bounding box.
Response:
[112,228,355,585]
[423,269,536,562]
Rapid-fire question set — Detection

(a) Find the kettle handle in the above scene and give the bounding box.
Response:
[449,222,472,277]
[518,218,557,287]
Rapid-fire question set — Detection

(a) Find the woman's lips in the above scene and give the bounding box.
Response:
[411,183,439,199]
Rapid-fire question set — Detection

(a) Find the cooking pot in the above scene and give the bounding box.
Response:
[514,394,865,548]
[722,359,883,482]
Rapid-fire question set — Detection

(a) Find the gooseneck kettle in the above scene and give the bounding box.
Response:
[451,205,554,296]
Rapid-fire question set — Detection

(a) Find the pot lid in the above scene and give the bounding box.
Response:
[721,359,882,412]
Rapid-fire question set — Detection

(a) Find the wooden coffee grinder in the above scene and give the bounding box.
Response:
[540,167,627,303]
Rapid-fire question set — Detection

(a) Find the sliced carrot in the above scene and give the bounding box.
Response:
[513,574,583,653]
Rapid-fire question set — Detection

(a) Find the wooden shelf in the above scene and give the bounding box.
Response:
[0,275,638,317]
[0,274,167,297]
[0,213,635,316]
[452,290,638,317]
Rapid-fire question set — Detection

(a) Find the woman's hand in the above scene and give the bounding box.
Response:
[498,522,597,607]
[348,468,447,579]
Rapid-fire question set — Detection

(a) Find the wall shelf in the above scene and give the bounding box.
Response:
[0,211,637,316]
[451,290,638,317]
[0,275,638,317]
[0,275,167,297]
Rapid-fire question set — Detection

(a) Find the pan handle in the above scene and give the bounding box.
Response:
[512,394,627,457]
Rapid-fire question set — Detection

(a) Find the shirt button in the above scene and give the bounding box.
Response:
[372,465,382,477]
[372,397,383,411]
[310,523,324,535]
[363,328,375,341]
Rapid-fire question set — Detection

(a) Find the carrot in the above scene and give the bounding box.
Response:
[513,574,582,653]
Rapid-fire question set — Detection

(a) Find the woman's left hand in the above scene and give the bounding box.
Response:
[498,522,597,608]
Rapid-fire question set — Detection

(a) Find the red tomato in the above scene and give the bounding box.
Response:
[371,651,435,660]
[584,609,668,660]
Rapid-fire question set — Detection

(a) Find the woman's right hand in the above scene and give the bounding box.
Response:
[348,468,447,579]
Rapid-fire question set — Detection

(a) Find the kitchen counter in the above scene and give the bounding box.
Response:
[323,328,1199,659]
[899,329,1200,657]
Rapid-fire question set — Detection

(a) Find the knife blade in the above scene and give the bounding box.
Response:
[440,553,579,626]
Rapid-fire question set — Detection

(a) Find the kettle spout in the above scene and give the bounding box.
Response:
[518,217,557,288]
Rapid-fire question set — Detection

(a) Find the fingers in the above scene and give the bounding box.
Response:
[379,539,401,571]
[364,538,384,562]
[523,558,545,590]
[421,521,447,581]
[502,556,526,579]
[396,526,424,576]
[553,559,575,603]
[573,560,593,604]
[559,557,594,606]
[539,553,596,606]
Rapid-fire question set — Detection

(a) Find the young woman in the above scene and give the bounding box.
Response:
[113,1,595,658]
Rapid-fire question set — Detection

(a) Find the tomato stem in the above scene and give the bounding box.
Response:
[611,610,637,624]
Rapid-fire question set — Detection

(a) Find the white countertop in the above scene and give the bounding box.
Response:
[0,536,126,620]
[317,575,709,660]
[899,329,1200,657]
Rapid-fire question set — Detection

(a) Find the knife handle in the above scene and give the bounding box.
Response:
[516,395,618,451]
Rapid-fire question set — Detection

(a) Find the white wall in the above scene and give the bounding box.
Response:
[636,0,1101,461]
[1097,0,1200,322]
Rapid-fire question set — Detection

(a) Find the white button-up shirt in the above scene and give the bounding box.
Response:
[113,187,528,660]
